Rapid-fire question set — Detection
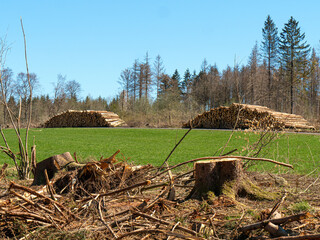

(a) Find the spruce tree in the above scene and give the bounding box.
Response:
[171,69,181,94]
[261,15,279,105]
[181,68,192,96]
[279,16,310,113]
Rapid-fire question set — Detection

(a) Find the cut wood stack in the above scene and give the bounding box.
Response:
[44,110,126,128]
[183,103,315,131]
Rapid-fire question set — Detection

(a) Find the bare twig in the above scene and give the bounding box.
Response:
[81,180,151,202]
[9,181,78,220]
[220,104,242,155]
[0,162,8,181]
[116,228,203,240]
[73,152,79,163]
[131,210,199,236]
[267,191,287,220]
[300,172,320,194]
[256,234,320,239]
[31,145,36,175]
[158,128,192,171]
[10,189,55,215]
[44,169,56,200]
[239,212,311,232]
[98,200,118,238]
[20,18,32,179]
[1,210,52,224]
[143,187,170,211]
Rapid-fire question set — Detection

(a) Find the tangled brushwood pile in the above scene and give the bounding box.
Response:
[43,110,126,128]
[183,103,315,131]
[0,151,319,239]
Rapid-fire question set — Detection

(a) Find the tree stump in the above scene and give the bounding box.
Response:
[32,152,83,185]
[188,158,277,201]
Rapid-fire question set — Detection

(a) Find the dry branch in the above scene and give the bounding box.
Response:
[239,212,311,233]
[116,228,204,240]
[10,190,55,215]
[9,181,78,220]
[132,210,199,237]
[257,234,320,240]
[80,180,151,202]
[44,169,56,200]
[0,163,7,181]
[1,210,52,224]
[98,201,118,238]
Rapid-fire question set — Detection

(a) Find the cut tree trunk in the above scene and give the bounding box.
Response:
[32,152,84,185]
[187,158,277,201]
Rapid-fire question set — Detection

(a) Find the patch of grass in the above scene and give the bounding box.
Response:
[290,201,312,213]
[224,215,241,220]
[246,209,260,220]
[0,128,319,175]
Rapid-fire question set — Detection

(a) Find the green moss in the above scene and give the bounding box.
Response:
[220,178,278,202]
[241,177,278,201]
[206,191,216,204]
[221,180,236,200]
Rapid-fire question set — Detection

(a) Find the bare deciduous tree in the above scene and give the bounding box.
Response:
[65,79,81,101]
[15,72,38,121]
[0,19,34,179]
[0,68,13,124]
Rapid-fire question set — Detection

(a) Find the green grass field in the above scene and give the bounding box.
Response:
[0,128,319,174]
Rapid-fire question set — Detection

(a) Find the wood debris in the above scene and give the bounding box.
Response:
[0,152,319,239]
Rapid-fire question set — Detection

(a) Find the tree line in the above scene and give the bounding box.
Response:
[0,15,319,128]
[0,69,109,126]
[115,15,320,126]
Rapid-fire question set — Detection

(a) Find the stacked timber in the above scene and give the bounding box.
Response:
[44,110,126,128]
[183,103,315,131]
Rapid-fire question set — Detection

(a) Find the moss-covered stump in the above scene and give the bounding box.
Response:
[187,158,278,201]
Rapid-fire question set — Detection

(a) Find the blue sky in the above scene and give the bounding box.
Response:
[0,1,319,100]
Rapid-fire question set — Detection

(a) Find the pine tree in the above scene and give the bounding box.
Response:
[192,70,210,108]
[159,74,171,94]
[181,68,192,96]
[279,16,310,113]
[171,69,181,94]
[261,15,279,105]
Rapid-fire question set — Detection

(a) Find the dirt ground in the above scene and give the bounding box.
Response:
[0,160,319,240]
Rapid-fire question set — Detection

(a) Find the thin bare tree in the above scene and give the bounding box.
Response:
[0,19,34,179]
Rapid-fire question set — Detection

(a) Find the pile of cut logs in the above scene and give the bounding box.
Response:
[44,110,126,128]
[183,103,315,131]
